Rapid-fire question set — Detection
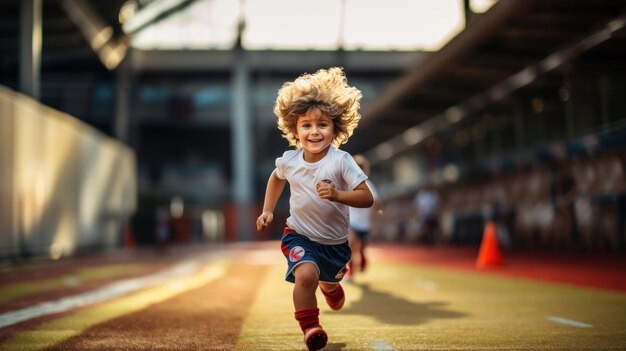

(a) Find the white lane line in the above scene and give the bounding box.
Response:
[0,256,212,329]
[546,316,592,328]
[371,340,395,350]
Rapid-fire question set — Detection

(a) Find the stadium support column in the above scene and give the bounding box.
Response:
[114,53,131,144]
[0,92,16,258]
[231,51,254,241]
[19,0,42,101]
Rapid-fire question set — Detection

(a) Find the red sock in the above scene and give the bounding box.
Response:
[321,284,343,300]
[294,308,320,333]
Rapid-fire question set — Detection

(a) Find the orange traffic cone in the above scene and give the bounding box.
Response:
[476,220,502,268]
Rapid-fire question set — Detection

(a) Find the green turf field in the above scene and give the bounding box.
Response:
[1,245,625,350]
[238,261,626,350]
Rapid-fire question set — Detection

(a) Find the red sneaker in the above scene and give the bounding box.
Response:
[304,326,327,351]
[321,284,345,311]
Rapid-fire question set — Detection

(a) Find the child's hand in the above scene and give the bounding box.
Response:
[256,212,273,231]
[316,179,337,201]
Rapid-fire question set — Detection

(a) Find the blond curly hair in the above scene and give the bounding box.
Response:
[274,67,362,148]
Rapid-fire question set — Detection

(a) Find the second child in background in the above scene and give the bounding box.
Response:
[347,154,382,281]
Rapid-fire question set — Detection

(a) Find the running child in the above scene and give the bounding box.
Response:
[256,67,373,350]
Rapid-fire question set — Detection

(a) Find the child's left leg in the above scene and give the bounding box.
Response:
[319,281,345,311]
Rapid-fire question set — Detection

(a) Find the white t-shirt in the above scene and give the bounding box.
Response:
[349,179,379,232]
[275,146,367,244]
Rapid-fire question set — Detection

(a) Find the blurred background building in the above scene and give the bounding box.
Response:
[1,0,625,260]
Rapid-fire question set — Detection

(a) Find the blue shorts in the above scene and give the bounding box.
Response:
[280,228,351,283]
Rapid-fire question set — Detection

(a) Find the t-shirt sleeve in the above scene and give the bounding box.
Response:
[367,180,380,201]
[342,153,368,190]
[274,156,286,180]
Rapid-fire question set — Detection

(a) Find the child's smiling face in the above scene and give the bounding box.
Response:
[295,109,335,163]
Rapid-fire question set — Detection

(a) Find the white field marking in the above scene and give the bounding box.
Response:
[546,316,593,328]
[371,340,395,350]
[0,256,215,329]
[412,278,438,291]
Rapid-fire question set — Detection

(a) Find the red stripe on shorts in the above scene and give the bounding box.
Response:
[280,227,296,256]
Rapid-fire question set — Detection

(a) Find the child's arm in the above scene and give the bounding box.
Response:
[316,180,373,208]
[257,170,287,231]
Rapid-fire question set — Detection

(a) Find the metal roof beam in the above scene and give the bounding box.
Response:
[122,0,199,35]
[360,0,536,125]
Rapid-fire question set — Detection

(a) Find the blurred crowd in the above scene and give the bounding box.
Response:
[373,147,626,251]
